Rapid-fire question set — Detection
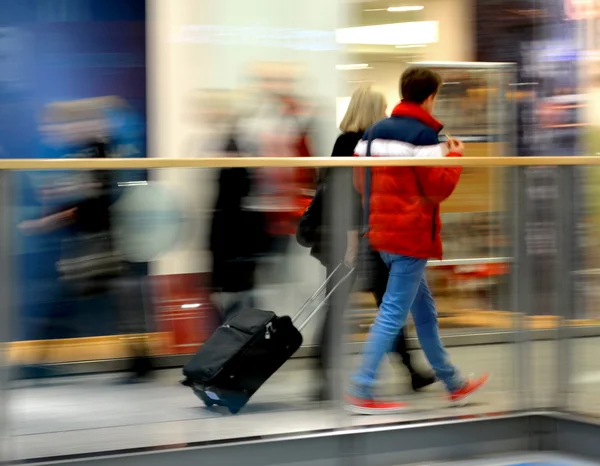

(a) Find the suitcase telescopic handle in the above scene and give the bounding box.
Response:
[292,263,355,332]
[291,263,343,323]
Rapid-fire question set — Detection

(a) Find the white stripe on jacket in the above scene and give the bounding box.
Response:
[354,138,448,158]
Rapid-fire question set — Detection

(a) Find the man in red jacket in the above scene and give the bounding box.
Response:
[348,67,489,414]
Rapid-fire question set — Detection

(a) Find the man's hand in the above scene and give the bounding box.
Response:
[446,138,464,155]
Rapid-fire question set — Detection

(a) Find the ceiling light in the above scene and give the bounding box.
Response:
[409,61,513,68]
[336,64,371,70]
[395,44,426,48]
[387,6,424,12]
[336,22,438,46]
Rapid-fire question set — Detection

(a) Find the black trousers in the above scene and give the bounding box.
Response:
[317,253,416,376]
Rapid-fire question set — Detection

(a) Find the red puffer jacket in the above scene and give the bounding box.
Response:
[354,102,462,260]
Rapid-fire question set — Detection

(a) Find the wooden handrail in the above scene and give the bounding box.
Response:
[0,156,599,170]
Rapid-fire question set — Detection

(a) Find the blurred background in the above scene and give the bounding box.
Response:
[2,0,600,465]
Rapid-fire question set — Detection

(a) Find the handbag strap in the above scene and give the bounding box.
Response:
[361,126,375,236]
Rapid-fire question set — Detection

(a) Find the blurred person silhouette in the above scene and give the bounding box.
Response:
[206,91,271,322]
[298,86,435,401]
[347,68,489,414]
[100,96,155,382]
[237,62,317,281]
[20,100,153,382]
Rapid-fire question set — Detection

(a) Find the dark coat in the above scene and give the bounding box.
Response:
[209,138,270,292]
[296,132,363,267]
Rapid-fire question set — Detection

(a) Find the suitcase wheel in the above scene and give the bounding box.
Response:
[228,406,240,415]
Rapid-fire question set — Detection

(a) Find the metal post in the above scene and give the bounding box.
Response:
[327,166,354,420]
[555,165,574,410]
[0,170,12,461]
[505,64,532,411]
[495,66,511,314]
[512,165,531,410]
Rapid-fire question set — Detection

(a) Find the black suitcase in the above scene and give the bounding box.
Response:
[181,263,354,414]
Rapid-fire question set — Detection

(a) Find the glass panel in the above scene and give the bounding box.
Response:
[8,167,316,460]
[8,161,523,459]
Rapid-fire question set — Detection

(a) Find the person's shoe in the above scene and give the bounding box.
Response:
[448,374,490,406]
[345,395,409,415]
[411,372,436,392]
[130,354,154,378]
[116,355,155,384]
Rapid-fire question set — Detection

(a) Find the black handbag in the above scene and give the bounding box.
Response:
[296,183,324,248]
[354,127,381,293]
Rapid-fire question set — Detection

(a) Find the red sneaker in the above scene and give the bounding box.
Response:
[345,395,409,415]
[449,374,490,406]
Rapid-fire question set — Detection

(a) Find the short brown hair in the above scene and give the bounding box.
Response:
[400,67,442,104]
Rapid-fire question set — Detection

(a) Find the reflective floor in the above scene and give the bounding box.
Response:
[7,339,600,462]
[432,453,600,465]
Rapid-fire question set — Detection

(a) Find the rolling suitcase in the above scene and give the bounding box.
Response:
[181,263,354,414]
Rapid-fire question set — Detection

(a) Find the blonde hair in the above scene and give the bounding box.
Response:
[339,86,386,133]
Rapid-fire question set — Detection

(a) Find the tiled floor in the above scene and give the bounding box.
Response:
[5,339,600,462]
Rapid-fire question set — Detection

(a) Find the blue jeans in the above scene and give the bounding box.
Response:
[352,252,464,397]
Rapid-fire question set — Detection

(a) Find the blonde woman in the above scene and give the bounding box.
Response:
[307,85,434,401]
